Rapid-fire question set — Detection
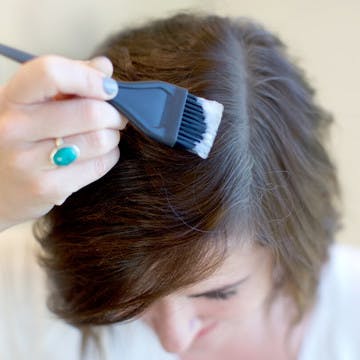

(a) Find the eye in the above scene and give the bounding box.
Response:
[203,290,237,301]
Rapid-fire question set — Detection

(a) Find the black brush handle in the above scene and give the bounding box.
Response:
[0,43,35,63]
[0,43,185,147]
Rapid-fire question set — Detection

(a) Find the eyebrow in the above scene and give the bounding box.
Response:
[188,276,249,298]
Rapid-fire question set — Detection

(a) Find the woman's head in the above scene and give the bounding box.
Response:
[143,241,278,355]
[34,12,340,342]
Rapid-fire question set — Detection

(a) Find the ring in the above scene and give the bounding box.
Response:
[50,137,80,167]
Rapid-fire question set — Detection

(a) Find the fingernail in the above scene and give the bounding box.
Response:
[103,77,118,96]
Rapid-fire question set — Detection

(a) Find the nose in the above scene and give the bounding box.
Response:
[144,297,201,354]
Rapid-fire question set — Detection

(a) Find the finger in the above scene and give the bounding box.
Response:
[50,57,113,101]
[24,129,121,170]
[3,55,119,104]
[17,97,127,141]
[48,147,120,205]
[86,56,113,77]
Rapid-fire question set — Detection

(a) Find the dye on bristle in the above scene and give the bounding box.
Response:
[176,95,207,149]
[191,97,224,159]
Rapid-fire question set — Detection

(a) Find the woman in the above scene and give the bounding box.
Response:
[1,13,359,360]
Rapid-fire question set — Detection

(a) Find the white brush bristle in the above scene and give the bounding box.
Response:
[193,97,224,159]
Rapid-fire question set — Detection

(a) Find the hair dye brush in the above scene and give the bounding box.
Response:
[0,43,223,159]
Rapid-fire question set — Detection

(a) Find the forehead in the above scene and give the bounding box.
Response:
[179,243,272,295]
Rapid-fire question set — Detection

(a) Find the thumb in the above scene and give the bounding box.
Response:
[3,55,118,104]
[53,57,114,101]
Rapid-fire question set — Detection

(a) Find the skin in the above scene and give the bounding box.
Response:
[0,56,127,232]
[143,243,314,359]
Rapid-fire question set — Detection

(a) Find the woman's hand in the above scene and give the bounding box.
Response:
[0,55,127,231]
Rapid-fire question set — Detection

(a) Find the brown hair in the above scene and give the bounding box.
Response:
[34,11,340,344]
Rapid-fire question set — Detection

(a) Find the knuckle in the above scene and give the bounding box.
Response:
[107,104,122,126]
[86,130,108,150]
[29,174,67,202]
[98,102,122,129]
[0,117,15,143]
[79,99,121,129]
[119,116,129,130]
[29,176,52,199]
[93,156,109,178]
[0,109,24,143]
[112,129,121,146]
[113,147,120,162]
[9,151,27,171]
[80,99,102,126]
[36,55,60,81]
[84,68,101,95]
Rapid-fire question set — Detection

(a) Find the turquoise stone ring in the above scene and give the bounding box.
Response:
[50,138,80,167]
